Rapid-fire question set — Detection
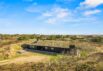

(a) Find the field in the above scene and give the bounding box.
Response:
[0,34,103,71]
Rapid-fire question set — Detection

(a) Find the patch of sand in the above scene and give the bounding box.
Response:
[0,55,50,65]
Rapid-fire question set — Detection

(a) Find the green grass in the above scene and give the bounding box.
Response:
[80,51,88,58]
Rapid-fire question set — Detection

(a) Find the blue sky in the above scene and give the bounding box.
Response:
[0,0,103,34]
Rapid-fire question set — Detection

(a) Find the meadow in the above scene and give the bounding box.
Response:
[0,34,103,71]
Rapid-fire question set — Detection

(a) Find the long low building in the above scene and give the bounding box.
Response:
[22,40,78,55]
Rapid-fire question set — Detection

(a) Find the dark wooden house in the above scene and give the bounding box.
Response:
[22,40,77,55]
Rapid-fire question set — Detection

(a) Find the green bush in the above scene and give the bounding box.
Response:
[80,51,88,57]
[17,36,29,41]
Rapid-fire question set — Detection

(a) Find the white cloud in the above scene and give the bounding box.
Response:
[42,13,52,17]
[39,6,100,25]
[43,7,69,18]
[26,3,44,13]
[46,18,56,24]
[26,4,73,24]
[26,4,101,25]
[80,0,103,8]
[77,0,103,16]
[56,9,69,18]
[42,6,71,24]
[84,9,101,16]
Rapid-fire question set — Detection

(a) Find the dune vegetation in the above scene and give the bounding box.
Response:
[0,34,103,71]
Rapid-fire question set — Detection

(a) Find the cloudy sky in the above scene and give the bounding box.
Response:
[0,0,103,34]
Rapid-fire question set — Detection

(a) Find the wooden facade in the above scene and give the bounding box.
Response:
[22,44,77,55]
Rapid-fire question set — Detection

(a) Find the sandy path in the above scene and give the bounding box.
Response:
[0,55,50,65]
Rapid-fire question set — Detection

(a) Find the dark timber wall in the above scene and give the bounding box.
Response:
[22,44,77,55]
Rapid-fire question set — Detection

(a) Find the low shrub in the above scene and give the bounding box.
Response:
[75,63,96,71]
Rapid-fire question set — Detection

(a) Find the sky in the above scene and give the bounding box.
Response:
[0,0,103,34]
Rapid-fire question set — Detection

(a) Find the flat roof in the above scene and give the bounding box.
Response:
[31,44,71,49]
[31,40,72,48]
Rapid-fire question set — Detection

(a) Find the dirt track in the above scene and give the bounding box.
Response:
[0,55,50,65]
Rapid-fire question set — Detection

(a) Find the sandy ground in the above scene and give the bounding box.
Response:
[0,55,50,65]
